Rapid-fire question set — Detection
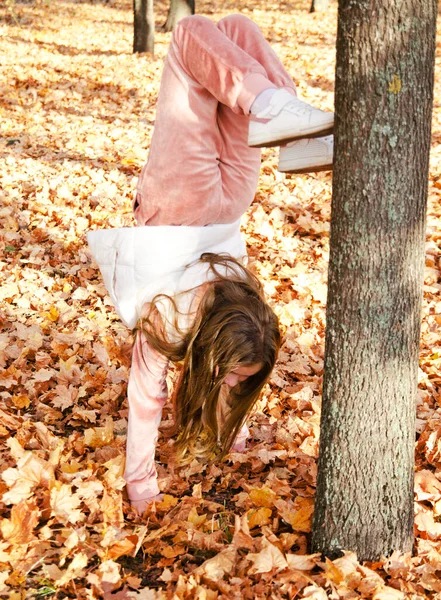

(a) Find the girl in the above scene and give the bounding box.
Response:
[88,14,334,514]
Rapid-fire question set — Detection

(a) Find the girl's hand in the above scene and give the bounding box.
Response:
[131,493,164,515]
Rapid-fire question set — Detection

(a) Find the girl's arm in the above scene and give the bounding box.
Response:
[124,329,169,508]
[232,422,250,452]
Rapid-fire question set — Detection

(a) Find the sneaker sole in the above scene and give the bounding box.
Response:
[248,124,334,149]
[278,162,333,175]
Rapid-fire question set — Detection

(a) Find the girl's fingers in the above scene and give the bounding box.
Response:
[131,493,164,515]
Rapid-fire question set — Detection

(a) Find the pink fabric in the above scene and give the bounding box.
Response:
[134,14,297,227]
[124,331,169,501]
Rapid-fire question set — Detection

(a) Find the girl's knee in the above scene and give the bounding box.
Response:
[175,14,212,33]
[217,13,256,30]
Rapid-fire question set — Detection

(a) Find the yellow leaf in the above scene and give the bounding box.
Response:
[49,306,59,321]
[249,486,276,508]
[156,494,178,511]
[160,543,186,558]
[188,506,207,527]
[11,395,30,409]
[0,501,39,544]
[60,460,83,474]
[247,507,272,529]
[84,416,114,448]
[388,74,402,94]
[324,557,344,584]
[277,497,314,533]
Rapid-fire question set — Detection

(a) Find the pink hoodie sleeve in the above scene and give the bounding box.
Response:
[124,330,169,502]
[232,423,250,452]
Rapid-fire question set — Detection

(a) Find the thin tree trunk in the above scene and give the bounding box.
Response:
[133,0,154,54]
[163,0,195,32]
[310,0,329,13]
[311,0,437,561]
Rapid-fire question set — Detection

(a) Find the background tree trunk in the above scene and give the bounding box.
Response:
[133,0,154,54]
[163,0,195,32]
[310,0,329,13]
[311,0,437,562]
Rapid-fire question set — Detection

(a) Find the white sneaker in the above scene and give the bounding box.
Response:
[278,135,334,174]
[248,89,334,148]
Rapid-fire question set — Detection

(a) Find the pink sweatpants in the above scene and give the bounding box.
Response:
[134,14,296,226]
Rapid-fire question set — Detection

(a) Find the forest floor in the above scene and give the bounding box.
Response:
[1,0,441,597]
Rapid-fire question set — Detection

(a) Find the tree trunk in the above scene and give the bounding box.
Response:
[163,0,195,32]
[133,0,154,54]
[311,0,437,562]
[310,0,329,13]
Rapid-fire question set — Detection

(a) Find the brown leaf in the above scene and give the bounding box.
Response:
[0,501,40,544]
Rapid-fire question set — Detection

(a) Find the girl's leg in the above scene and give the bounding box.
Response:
[135,15,280,227]
[216,14,296,99]
[214,14,297,221]
[134,15,330,226]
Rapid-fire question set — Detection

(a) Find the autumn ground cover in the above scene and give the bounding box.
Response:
[1,0,441,597]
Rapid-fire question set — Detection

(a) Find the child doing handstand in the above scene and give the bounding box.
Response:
[88,14,334,515]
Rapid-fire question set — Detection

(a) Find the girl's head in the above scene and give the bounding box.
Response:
[139,254,281,464]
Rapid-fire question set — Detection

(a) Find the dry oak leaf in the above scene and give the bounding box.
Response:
[0,501,40,544]
[248,538,288,574]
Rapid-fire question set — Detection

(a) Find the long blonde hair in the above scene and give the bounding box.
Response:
[137,253,281,464]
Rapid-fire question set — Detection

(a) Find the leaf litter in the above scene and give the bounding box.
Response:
[1,0,441,597]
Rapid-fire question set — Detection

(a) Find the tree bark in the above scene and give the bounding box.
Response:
[311,0,437,561]
[163,0,195,32]
[133,0,154,54]
[310,0,329,13]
